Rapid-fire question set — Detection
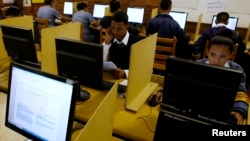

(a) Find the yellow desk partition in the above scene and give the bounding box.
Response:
[189,13,202,45]
[194,13,202,41]
[73,82,118,141]
[244,23,250,45]
[0,16,34,60]
[151,8,158,18]
[125,33,159,112]
[41,22,83,75]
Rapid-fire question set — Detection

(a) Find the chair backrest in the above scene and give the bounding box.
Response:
[34,18,49,50]
[35,18,49,29]
[153,37,177,70]
[203,40,239,61]
[100,27,107,44]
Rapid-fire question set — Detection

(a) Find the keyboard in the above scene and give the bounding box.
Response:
[103,80,127,93]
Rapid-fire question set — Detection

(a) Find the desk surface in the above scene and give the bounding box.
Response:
[74,87,161,141]
[0,92,27,140]
[74,72,162,141]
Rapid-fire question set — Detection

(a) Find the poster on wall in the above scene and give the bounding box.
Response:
[172,0,199,10]
[3,0,14,4]
[206,0,227,13]
[23,0,31,7]
[32,0,44,3]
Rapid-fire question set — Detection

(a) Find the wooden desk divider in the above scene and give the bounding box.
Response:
[105,6,111,16]
[73,82,118,141]
[41,22,83,75]
[125,33,159,112]
[0,16,34,60]
[151,8,158,19]
[244,23,250,45]
[194,13,203,41]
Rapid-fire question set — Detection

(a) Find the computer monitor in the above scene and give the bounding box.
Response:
[55,37,104,90]
[211,15,239,30]
[63,2,73,15]
[169,11,188,30]
[161,57,242,124]
[93,4,108,19]
[6,62,79,141]
[0,24,40,67]
[126,7,145,24]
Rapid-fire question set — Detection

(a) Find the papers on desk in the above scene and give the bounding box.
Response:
[103,61,117,71]
[119,79,127,86]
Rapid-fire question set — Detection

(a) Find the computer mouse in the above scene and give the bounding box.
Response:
[148,95,158,107]
[78,90,90,101]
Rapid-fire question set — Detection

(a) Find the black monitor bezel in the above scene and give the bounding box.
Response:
[162,56,242,123]
[126,7,145,24]
[5,62,79,141]
[169,11,188,30]
[55,37,104,90]
[92,4,108,19]
[1,24,39,64]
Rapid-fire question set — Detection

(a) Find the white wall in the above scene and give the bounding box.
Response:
[171,0,250,28]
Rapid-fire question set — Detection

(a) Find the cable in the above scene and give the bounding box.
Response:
[136,107,155,132]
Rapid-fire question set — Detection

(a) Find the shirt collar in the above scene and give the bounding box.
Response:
[113,31,129,46]
[205,60,230,68]
[215,23,227,28]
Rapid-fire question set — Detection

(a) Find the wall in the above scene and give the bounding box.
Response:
[51,0,250,28]
[171,0,250,28]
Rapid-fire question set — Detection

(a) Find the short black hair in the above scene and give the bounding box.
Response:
[216,12,229,23]
[44,0,52,5]
[208,36,234,53]
[109,0,120,13]
[5,6,21,17]
[77,2,87,11]
[112,11,128,24]
[160,0,172,10]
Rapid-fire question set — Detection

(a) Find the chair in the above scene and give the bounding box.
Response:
[34,18,49,50]
[100,27,107,44]
[153,37,177,71]
[203,40,239,61]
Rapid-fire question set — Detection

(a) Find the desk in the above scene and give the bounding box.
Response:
[74,72,162,141]
[74,87,161,141]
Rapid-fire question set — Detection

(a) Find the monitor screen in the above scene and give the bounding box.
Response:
[126,7,145,24]
[55,37,104,90]
[162,57,242,124]
[6,62,79,141]
[169,11,188,30]
[93,4,108,19]
[0,24,39,66]
[211,15,239,30]
[63,2,73,15]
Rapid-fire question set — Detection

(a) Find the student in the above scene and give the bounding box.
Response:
[192,12,246,61]
[146,0,190,58]
[149,36,249,125]
[5,6,22,18]
[100,0,120,29]
[213,29,250,90]
[72,2,100,43]
[103,11,142,79]
[37,0,71,27]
